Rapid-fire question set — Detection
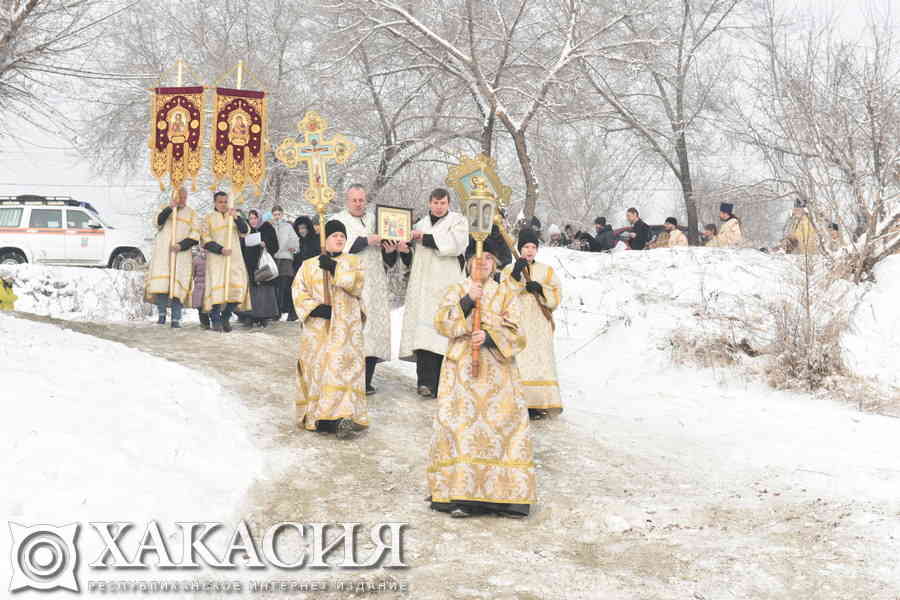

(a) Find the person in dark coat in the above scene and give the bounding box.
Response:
[292,215,321,273]
[240,209,280,328]
[591,217,616,251]
[624,207,651,250]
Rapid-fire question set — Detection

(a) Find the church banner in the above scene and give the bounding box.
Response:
[149,86,205,191]
[211,87,267,196]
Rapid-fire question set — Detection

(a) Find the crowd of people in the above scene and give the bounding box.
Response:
[145,184,566,520]
[538,201,845,256]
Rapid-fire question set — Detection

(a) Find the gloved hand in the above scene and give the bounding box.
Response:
[511,257,529,281]
[525,280,543,295]
[318,254,337,274]
[309,304,332,320]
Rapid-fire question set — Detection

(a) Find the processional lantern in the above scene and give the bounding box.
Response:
[445,154,511,377]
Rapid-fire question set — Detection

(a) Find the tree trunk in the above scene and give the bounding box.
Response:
[675,132,699,244]
[481,110,496,157]
[511,129,539,220]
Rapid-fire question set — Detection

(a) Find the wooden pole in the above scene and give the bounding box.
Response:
[471,238,484,378]
[167,60,184,304]
[222,61,244,308]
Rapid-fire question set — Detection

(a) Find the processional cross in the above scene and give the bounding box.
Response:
[276,111,357,308]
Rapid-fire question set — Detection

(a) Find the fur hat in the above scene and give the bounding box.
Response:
[665,217,678,226]
[719,203,734,215]
[324,219,347,239]
[517,227,540,251]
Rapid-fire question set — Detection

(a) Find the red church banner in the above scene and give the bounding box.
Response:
[212,87,267,196]
[149,86,204,191]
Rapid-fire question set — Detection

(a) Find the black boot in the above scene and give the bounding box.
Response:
[156,314,166,325]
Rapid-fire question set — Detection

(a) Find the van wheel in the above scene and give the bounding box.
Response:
[0,250,26,265]
[112,250,145,271]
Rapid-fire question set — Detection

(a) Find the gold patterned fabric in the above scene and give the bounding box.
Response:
[500,261,563,414]
[144,205,199,304]
[427,278,535,508]
[200,211,250,311]
[292,254,368,431]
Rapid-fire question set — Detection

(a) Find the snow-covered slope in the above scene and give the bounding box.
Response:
[841,255,900,389]
[0,264,150,321]
[0,314,263,591]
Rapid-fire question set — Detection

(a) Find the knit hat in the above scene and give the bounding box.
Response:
[324,219,347,238]
[465,234,504,260]
[547,223,561,236]
[665,217,678,226]
[594,216,607,226]
[828,222,839,231]
[719,203,734,215]
[517,227,540,251]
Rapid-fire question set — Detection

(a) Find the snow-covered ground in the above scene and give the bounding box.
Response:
[0,313,263,594]
[842,255,900,389]
[1,247,897,598]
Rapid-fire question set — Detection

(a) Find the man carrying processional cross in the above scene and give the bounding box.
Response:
[144,186,200,328]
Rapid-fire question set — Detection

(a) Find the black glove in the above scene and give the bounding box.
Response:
[525,280,543,295]
[421,234,438,250]
[178,238,198,252]
[309,304,332,320]
[318,254,337,274]
[492,271,501,284]
[459,294,476,318]
[511,257,529,281]
[204,241,224,255]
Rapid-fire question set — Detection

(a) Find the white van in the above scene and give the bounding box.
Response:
[0,195,150,270]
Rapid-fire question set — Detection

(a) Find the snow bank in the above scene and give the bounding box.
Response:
[841,255,900,389]
[0,314,263,589]
[535,247,899,501]
[0,264,150,322]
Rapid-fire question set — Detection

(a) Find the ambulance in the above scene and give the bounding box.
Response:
[0,195,149,270]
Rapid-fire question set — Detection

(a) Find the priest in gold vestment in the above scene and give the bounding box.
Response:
[201,191,250,332]
[292,220,368,439]
[144,187,199,328]
[428,238,535,518]
[500,228,563,419]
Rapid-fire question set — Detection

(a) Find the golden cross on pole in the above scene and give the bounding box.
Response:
[276,110,356,312]
[276,111,356,252]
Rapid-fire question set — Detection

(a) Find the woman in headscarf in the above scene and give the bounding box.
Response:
[240,209,280,328]
[292,215,321,273]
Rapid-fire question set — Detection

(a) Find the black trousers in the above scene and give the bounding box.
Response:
[365,356,378,389]
[415,350,444,393]
[275,275,296,317]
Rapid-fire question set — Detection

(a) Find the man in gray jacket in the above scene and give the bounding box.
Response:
[271,205,300,320]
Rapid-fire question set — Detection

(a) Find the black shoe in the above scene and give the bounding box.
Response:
[366,385,376,396]
[211,321,223,332]
[259,320,268,328]
[242,320,254,329]
[417,385,433,398]
[170,321,181,329]
[286,314,298,322]
[200,322,210,330]
[222,319,232,333]
[336,418,355,440]
[529,409,550,421]
[156,315,166,325]
[497,510,527,519]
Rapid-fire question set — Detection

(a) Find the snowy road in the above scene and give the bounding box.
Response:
[7,312,898,600]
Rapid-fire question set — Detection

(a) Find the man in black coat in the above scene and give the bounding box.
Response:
[591,216,616,251]
[624,207,651,250]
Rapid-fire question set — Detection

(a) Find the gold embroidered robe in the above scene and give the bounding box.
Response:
[144,205,199,304]
[427,278,535,508]
[201,211,250,311]
[292,254,368,430]
[500,261,563,414]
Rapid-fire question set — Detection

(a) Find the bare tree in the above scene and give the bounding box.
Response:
[736,1,900,280]
[0,0,139,139]
[332,0,649,218]
[580,0,742,244]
